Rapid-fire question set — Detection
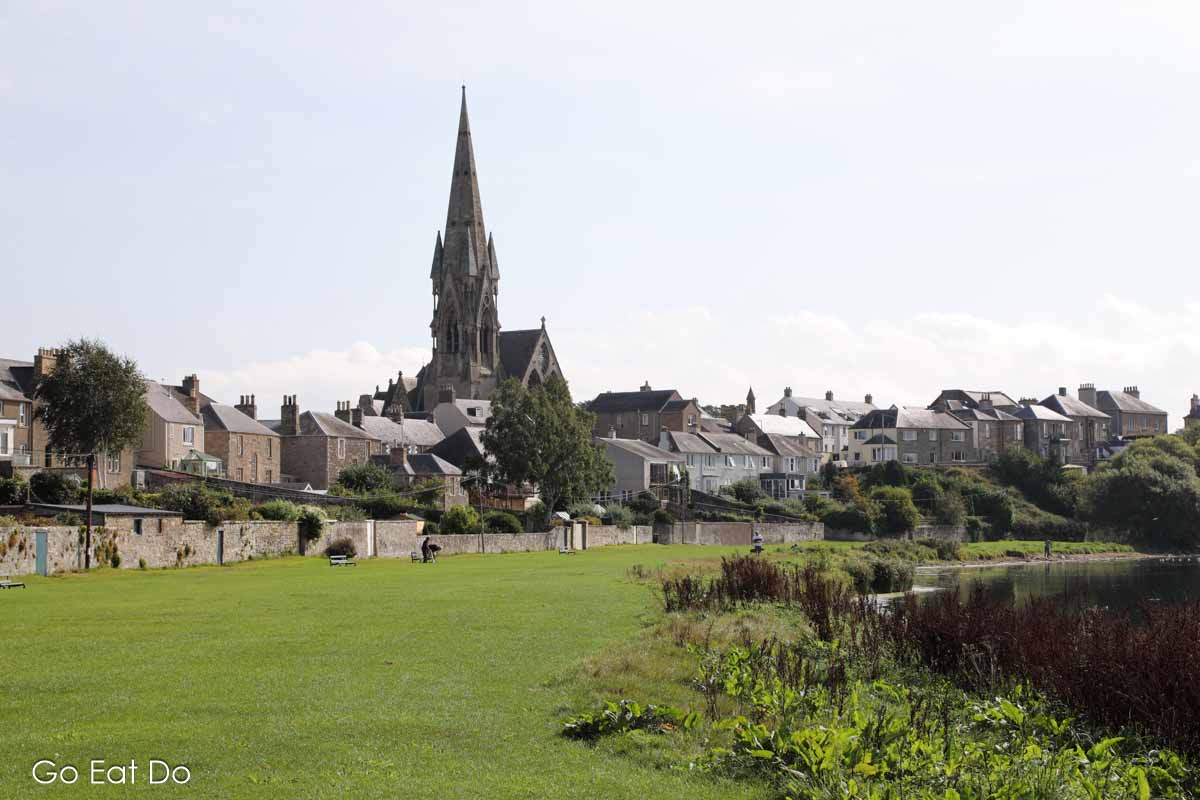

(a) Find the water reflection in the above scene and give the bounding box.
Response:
[915,557,1200,612]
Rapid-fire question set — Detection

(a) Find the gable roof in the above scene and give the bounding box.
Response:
[758,433,821,459]
[598,437,685,462]
[0,358,33,403]
[743,413,821,440]
[201,404,279,437]
[852,407,970,430]
[400,453,462,477]
[143,380,202,424]
[1011,404,1073,423]
[357,415,445,449]
[661,398,697,413]
[1096,390,1168,416]
[305,412,377,439]
[590,388,682,414]
[1039,394,1109,419]
[429,426,487,468]
[498,329,543,379]
[767,392,876,420]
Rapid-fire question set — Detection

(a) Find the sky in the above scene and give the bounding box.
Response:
[3,2,1200,425]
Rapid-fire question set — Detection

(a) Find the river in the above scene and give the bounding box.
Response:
[913,556,1200,612]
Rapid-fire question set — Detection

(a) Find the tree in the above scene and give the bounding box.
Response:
[441,504,480,534]
[34,339,147,569]
[482,376,614,514]
[869,486,921,534]
[334,463,394,495]
[720,477,767,505]
[1080,442,1200,549]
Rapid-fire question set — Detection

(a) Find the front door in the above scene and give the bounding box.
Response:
[35,530,48,577]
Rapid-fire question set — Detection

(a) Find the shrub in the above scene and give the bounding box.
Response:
[605,505,634,529]
[325,537,357,558]
[30,471,81,505]
[421,521,440,537]
[483,510,522,533]
[441,505,480,534]
[934,490,967,526]
[965,515,991,542]
[298,507,325,544]
[869,486,921,533]
[156,483,233,524]
[0,476,26,505]
[138,557,147,570]
[326,504,368,522]
[962,485,1014,535]
[821,502,876,534]
[627,492,661,515]
[567,501,602,519]
[916,537,963,560]
[354,495,413,520]
[719,477,767,505]
[334,463,394,495]
[254,499,301,521]
[525,501,551,532]
[653,508,675,525]
[845,555,914,594]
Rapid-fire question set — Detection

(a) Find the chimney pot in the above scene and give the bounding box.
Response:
[640,381,651,392]
[825,390,834,401]
[1059,387,1067,396]
[864,393,874,405]
[783,386,792,398]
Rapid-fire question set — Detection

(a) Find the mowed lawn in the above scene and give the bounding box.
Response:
[2,546,757,799]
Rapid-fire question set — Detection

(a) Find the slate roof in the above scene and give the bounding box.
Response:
[30,503,181,517]
[357,415,444,449]
[930,389,1019,410]
[662,431,770,456]
[598,437,685,462]
[303,412,377,439]
[661,398,695,413]
[429,426,487,468]
[949,407,1021,423]
[1096,390,1168,416]
[452,399,492,425]
[498,329,543,378]
[767,393,876,420]
[743,414,821,440]
[699,415,733,433]
[0,358,33,403]
[144,380,202,424]
[864,434,897,446]
[1011,404,1073,423]
[758,434,821,459]
[852,407,970,431]
[1039,394,1109,419]
[590,389,681,414]
[201,404,279,437]
[400,453,462,477]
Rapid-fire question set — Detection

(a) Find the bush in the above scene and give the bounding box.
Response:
[845,555,914,594]
[822,504,876,534]
[334,463,394,495]
[254,499,301,521]
[421,521,440,537]
[138,557,147,570]
[627,492,661,515]
[326,504,368,522]
[962,485,1015,535]
[325,537,357,558]
[934,490,967,526]
[653,508,675,525]
[483,510,522,533]
[0,476,26,505]
[354,495,414,520]
[567,501,602,519]
[605,505,635,529]
[869,486,921,534]
[916,537,963,560]
[155,483,233,524]
[298,507,325,544]
[720,477,767,505]
[30,471,80,505]
[525,501,551,532]
[441,505,480,534]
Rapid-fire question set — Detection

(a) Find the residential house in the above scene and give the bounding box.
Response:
[928,392,1023,462]
[734,413,823,455]
[262,396,382,491]
[928,389,1020,412]
[1078,384,1169,440]
[0,357,34,469]
[336,402,445,454]
[658,430,773,495]
[428,425,487,471]
[139,378,206,472]
[755,435,822,499]
[431,386,492,436]
[1186,395,1200,430]
[375,447,467,509]
[200,395,281,484]
[764,388,876,456]
[1011,402,1073,463]
[1038,388,1111,466]
[595,436,684,503]
[849,407,975,466]
[589,383,701,444]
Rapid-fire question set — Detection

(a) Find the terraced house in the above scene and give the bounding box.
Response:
[263,396,382,490]
[1078,384,1168,440]
[589,384,701,444]
[849,407,975,466]
[658,430,773,494]
[200,395,281,484]
[928,390,1023,462]
[765,388,876,456]
[1038,387,1110,467]
[0,358,34,468]
[1011,402,1074,464]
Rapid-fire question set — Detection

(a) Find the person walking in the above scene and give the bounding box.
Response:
[421,536,433,563]
[752,530,765,555]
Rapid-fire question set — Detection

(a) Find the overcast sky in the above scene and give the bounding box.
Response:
[4,2,1199,424]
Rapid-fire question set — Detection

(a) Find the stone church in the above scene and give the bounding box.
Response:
[374,90,564,417]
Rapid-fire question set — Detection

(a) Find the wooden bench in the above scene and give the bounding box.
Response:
[410,551,422,563]
[558,548,575,555]
[0,575,26,589]
[328,555,356,567]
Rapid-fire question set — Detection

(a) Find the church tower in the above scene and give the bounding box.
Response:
[424,88,502,408]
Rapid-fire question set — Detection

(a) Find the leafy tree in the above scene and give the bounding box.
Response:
[482,376,614,514]
[720,477,767,505]
[0,476,27,505]
[33,339,147,568]
[483,510,522,533]
[29,471,80,505]
[934,490,967,526]
[869,486,921,534]
[1080,441,1200,549]
[156,483,233,525]
[831,474,865,504]
[334,463,394,495]
[441,504,480,534]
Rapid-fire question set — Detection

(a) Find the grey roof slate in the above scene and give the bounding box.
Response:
[429,426,487,468]
[306,412,377,439]
[201,404,279,436]
[744,413,822,440]
[852,407,970,431]
[498,329,543,378]
[144,380,202,424]
[401,453,462,476]
[1012,404,1073,423]
[0,358,33,403]
[1039,394,1109,419]
[759,434,820,459]
[598,437,685,462]
[590,389,681,414]
[358,415,444,448]
[1096,390,1168,416]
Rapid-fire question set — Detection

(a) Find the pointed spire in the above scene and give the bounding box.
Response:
[430,230,444,279]
[445,87,486,245]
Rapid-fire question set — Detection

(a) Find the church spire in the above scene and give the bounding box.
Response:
[444,86,487,248]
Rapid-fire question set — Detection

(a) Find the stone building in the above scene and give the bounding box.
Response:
[589,384,701,444]
[0,357,35,468]
[1078,384,1169,440]
[595,436,684,503]
[263,396,382,490]
[139,378,206,472]
[849,407,975,466]
[1038,388,1110,466]
[1011,402,1073,463]
[734,413,823,454]
[658,430,773,495]
[375,90,565,412]
[765,388,876,456]
[200,395,281,484]
[927,391,1023,462]
[1186,395,1200,430]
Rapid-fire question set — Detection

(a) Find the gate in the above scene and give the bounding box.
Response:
[216,528,224,566]
[35,530,48,576]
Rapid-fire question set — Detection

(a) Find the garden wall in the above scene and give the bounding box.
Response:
[825,525,965,543]
[666,521,824,546]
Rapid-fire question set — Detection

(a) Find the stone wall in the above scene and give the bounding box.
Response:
[825,525,965,543]
[582,525,653,548]
[670,521,824,546]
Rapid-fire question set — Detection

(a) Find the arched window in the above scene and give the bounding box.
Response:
[445,319,460,354]
[481,324,492,355]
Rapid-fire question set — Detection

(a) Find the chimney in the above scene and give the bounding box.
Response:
[659,427,670,449]
[438,384,456,404]
[334,400,353,424]
[33,347,60,378]
[864,393,874,405]
[280,395,300,436]
[235,394,257,420]
[181,374,201,417]
[351,408,363,428]
[825,390,834,401]
[1192,394,1200,414]
[783,386,792,398]
[1078,383,1097,408]
[640,381,652,392]
[1058,387,1067,397]
[389,446,409,468]
[979,396,994,411]
[1127,385,1140,399]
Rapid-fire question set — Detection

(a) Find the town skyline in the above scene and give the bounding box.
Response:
[5,3,1199,423]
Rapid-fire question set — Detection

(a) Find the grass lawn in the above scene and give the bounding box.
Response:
[3,546,766,800]
[960,539,1134,560]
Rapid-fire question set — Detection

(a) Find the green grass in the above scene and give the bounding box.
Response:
[960,540,1135,560]
[2,547,764,799]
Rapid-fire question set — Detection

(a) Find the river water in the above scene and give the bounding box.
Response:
[913,556,1200,612]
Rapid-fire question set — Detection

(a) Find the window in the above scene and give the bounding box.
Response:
[724,455,736,467]
[687,414,696,426]
[337,438,346,458]
[951,451,966,462]
[268,438,273,458]
[266,469,273,483]
[984,423,991,439]
[0,400,4,415]
[0,431,8,455]
[761,456,769,468]
[928,430,937,441]
[853,430,867,441]
[686,454,695,467]
[238,436,244,457]
[133,519,143,536]
[929,452,937,463]
[467,406,480,418]
[745,455,754,469]
[853,452,861,462]
[251,453,258,482]
[704,454,715,467]
[106,451,121,474]
[181,426,194,446]
[18,403,27,426]
[616,415,624,429]
[950,431,964,442]
[640,413,649,427]
[786,457,797,471]
[902,430,917,441]
[903,453,917,464]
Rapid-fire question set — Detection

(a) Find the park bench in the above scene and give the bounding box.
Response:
[0,575,26,589]
[328,555,356,567]
[410,551,422,563]
[558,548,575,555]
